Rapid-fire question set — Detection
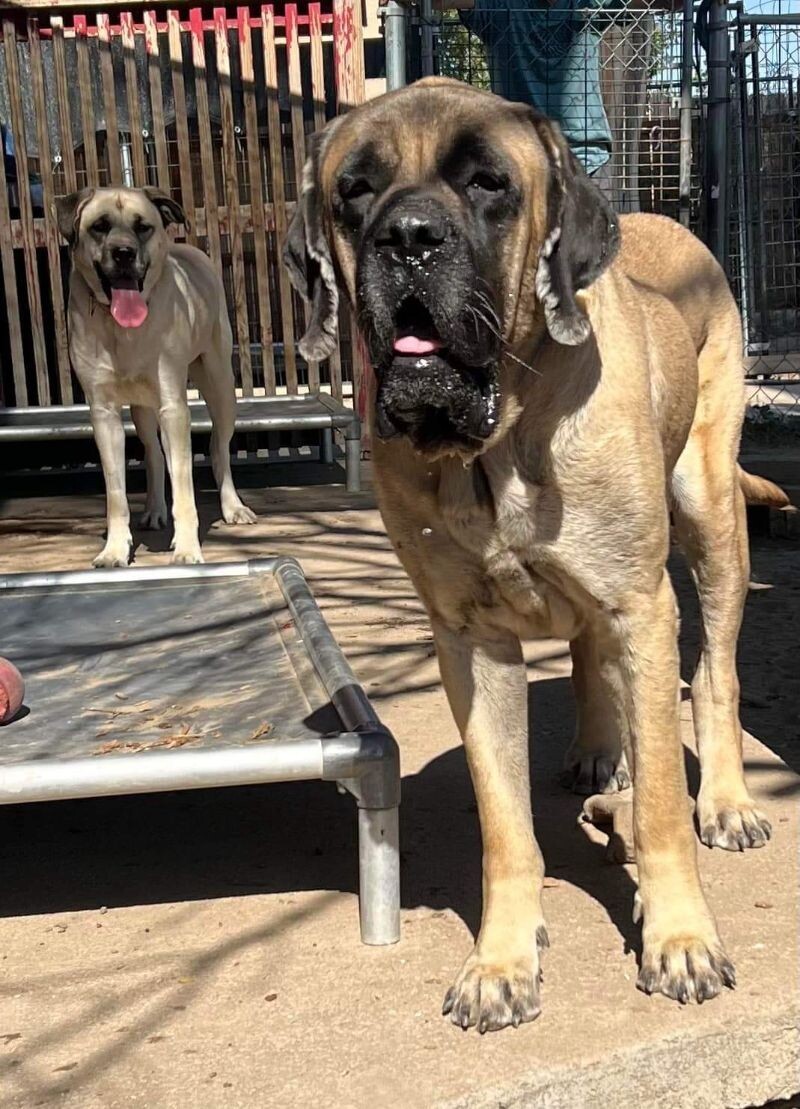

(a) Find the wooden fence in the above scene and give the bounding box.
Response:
[0,2,367,410]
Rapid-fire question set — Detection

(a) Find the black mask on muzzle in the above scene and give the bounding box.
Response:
[374,353,499,452]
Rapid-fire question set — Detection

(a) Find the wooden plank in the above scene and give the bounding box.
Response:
[309,1,341,398]
[74,14,100,184]
[144,11,171,193]
[285,3,318,393]
[189,7,221,273]
[333,0,367,418]
[286,7,306,214]
[263,5,298,393]
[237,5,275,394]
[4,17,50,404]
[29,16,72,403]
[0,77,26,404]
[333,0,365,111]
[51,16,78,193]
[308,4,326,132]
[120,11,148,185]
[167,9,197,244]
[214,7,252,393]
[97,13,122,185]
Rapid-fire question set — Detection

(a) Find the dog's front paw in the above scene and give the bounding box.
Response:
[93,539,132,568]
[635,896,735,1004]
[696,789,771,851]
[442,927,548,1033]
[171,545,204,566]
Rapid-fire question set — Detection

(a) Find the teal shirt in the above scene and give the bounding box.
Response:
[460,0,614,174]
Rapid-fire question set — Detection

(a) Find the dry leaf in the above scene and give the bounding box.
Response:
[246,722,273,742]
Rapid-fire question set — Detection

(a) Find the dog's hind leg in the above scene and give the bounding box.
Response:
[562,627,631,795]
[131,405,168,530]
[434,622,547,1033]
[191,334,256,525]
[671,431,771,851]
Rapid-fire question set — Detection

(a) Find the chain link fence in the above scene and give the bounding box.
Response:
[412,5,698,215]
[730,10,800,435]
[403,1,800,434]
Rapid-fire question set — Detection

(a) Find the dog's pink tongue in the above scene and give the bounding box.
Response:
[110,288,148,328]
[394,335,442,356]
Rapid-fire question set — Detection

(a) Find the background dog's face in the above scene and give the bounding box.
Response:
[55,187,186,328]
[285,79,619,458]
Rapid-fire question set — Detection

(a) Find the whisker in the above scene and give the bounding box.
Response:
[469,305,541,376]
[474,288,501,321]
[469,305,504,341]
[501,349,542,376]
[465,303,482,342]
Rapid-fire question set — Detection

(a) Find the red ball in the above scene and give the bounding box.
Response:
[0,657,24,724]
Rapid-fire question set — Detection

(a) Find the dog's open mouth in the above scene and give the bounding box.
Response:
[392,297,444,357]
[95,264,149,329]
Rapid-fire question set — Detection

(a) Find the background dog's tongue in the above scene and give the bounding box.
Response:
[110,288,148,328]
[394,335,442,356]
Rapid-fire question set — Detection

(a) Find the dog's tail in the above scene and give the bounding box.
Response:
[738,466,791,508]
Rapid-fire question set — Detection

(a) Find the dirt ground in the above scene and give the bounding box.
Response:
[0,458,797,1109]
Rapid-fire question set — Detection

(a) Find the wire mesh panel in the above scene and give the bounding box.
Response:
[0,3,365,411]
[730,11,800,428]
[421,4,698,219]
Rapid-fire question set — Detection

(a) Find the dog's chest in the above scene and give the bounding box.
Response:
[71,312,160,405]
[437,456,582,640]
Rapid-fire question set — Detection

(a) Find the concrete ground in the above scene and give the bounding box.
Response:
[0,459,798,1109]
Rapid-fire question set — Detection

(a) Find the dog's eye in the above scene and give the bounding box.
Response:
[339,177,373,202]
[91,218,111,234]
[467,172,504,194]
[137,222,154,235]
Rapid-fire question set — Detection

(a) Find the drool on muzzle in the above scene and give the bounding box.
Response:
[374,356,498,448]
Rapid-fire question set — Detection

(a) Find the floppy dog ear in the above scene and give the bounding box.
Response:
[53,188,95,246]
[142,187,188,228]
[530,117,620,346]
[283,130,339,363]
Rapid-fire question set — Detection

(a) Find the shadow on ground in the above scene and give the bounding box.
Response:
[0,674,644,965]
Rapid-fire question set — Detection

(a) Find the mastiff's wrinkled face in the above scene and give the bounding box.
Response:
[284,78,619,458]
[54,187,187,329]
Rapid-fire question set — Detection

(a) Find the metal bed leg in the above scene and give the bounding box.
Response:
[321,427,334,465]
[321,728,400,945]
[345,421,362,493]
[358,804,400,945]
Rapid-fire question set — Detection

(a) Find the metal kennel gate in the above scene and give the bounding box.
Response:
[728,8,800,419]
[388,0,800,427]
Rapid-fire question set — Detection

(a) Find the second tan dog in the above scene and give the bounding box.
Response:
[284,78,788,1032]
[56,187,255,567]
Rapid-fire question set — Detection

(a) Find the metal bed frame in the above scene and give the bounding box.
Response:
[0,557,399,946]
[0,394,363,493]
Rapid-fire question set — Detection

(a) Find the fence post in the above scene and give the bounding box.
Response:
[420,0,435,77]
[679,0,694,227]
[706,0,730,269]
[383,2,407,90]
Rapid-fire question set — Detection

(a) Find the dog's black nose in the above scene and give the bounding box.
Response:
[375,209,449,258]
[111,245,137,266]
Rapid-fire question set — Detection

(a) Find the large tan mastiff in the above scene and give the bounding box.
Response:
[284,78,788,1032]
[56,187,255,567]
